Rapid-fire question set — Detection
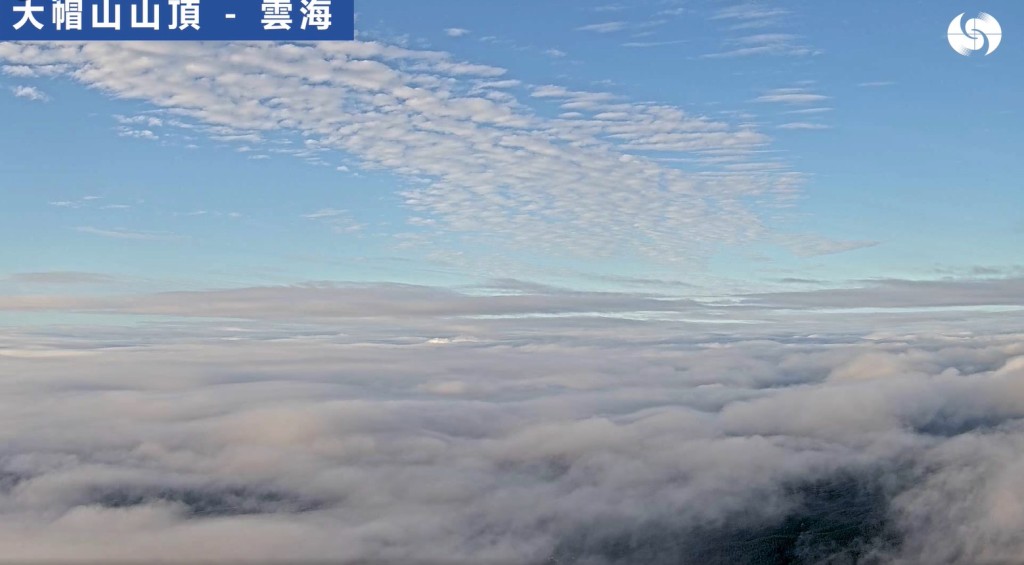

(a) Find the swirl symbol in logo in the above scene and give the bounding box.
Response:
[948,12,1002,56]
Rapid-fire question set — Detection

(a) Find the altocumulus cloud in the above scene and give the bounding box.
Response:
[0,40,854,261]
[1,296,1024,563]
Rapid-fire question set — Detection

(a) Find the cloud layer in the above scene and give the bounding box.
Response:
[4,276,1024,322]
[1,309,1024,563]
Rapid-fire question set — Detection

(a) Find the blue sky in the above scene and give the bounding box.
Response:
[1,0,1022,307]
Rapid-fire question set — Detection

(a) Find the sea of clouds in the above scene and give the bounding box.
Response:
[2,297,1024,564]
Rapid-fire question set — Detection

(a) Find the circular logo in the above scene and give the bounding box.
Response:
[948,12,1002,56]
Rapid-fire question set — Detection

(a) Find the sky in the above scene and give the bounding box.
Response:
[3,2,1024,563]
[1,0,1022,308]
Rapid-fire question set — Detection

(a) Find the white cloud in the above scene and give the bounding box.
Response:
[10,85,48,101]
[0,41,851,263]
[756,88,830,104]
[3,63,67,77]
[778,122,830,130]
[444,27,470,37]
[114,114,164,127]
[303,208,364,234]
[784,107,832,115]
[75,226,177,241]
[705,34,819,58]
[0,311,1023,562]
[303,208,348,220]
[47,196,115,209]
[705,4,817,56]
[576,21,628,33]
[2,65,37,76]
[622,39,689,48]
[116,126,158,140]
[713,4,789,24]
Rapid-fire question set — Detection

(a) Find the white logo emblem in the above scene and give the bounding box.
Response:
[948,12,1002,56]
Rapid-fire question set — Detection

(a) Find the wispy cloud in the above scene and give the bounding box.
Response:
[775,234,878,257]
[576,21,628,33]
[622,39,689,48]
[115,126,158,140]
[784,107,832,115]
[711,3,794,40]
[114,114,164,127]
[444,27,470,38]
[303,208,349,220]
[2,272,118,285]
[704,33,818,58]
[756,88,830,104]
[48,195,137,212]
[10,85,48,101]
[704,3,817,57]
[713,3,789,26]
[75,227,177,241]
[303,209,364,234]
[778,122,830,130]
